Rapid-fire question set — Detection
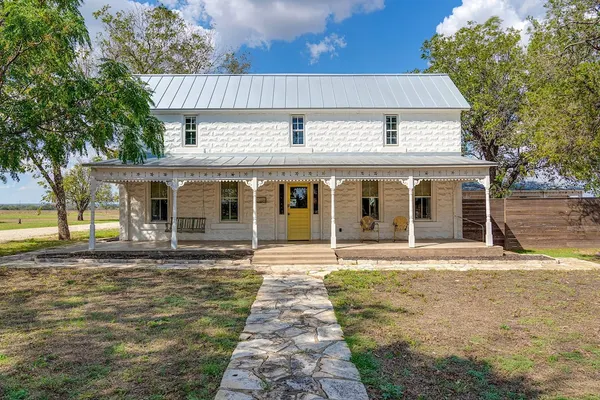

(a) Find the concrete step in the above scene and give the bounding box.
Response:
[252,251,337,265]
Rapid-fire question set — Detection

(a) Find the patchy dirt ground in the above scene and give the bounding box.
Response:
[0,268,262,400]
[325,270,600,400]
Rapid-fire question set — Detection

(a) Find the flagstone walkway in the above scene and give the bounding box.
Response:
[215,275,368,400]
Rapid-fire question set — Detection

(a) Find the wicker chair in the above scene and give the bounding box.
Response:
[392,216,408,242]
[360,215,380,242]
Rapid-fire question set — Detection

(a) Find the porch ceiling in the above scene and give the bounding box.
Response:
[86,153,495,169]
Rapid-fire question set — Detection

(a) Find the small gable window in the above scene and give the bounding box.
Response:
[385,115,398,145]
[184,116,197,146]
[291,115,305,146]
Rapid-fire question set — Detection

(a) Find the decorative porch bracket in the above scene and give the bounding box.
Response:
[321,175,345,249]
[166,179,186,250]
[243,177,266,250]
[400,177,422,248]
[88,176,98,251]
[477,175,494,247]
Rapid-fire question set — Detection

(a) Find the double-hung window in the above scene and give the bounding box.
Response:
[184,116,197,146]
[291,115,305,146]
[385,115,398,145]
[221,182,239,222]
[414,181,432,220]
[361,181,379,220]
[150,182,168,222]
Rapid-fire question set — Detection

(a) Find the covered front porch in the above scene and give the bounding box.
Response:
[86,153,497,252]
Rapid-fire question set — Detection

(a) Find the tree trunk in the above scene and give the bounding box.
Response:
[53,163,71,240]
[77,209,84,221]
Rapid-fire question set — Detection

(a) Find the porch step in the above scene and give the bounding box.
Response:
[252,246,338,265]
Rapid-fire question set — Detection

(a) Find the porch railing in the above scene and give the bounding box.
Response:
[455,215,485,242]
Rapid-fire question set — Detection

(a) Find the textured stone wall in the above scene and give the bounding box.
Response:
[122,180,459,241]
[162,111,462,155]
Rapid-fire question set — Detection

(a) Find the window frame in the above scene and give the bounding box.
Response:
[148,182,169,223]
[360,181,381,221]
[220,181,240,223]
[290,115,306,147]
[384,115,399,146]
[183,116,198,147]
[414,180,433,221]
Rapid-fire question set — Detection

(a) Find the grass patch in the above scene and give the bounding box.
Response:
[0,210,118,231]
[0,268,261,399]
[0,229,119,257]
[325,270,600,399]
[516,248,600,263]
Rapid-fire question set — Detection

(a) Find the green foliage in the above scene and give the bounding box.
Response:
[525,0,600,192]
[422,17,531,196]
[94,5,251,74]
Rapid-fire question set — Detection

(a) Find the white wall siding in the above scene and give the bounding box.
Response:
[162,111,462,155]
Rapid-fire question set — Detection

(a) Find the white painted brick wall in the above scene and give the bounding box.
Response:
[162,111,461,155]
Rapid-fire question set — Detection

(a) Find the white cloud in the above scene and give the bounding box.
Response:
[436,0,546,43]
[179,0,384,48]
[307,34,347,64]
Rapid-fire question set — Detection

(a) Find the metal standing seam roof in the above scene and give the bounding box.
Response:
[88,153,495,169]
[138,74,471,110]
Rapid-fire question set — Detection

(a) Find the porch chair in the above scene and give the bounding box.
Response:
[360,215,380,242]
[393,216,408,242]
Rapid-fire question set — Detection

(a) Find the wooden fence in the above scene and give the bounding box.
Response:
[462,198,600,250]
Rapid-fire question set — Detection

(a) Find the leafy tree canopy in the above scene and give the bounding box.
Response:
[94,4,251,74]
[422,17,532,196]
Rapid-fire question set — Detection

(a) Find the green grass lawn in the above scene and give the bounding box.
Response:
[516,248,600,263]
[0,268,262,400]
[0,210,119,231]
[0,229,120,257]
[325,270,600,400]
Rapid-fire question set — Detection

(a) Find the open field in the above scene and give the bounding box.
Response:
[325,270,600,400]
[0,229,120,257]
[0,268,262,400]
[0,210,119,231]
[517,248,600,263]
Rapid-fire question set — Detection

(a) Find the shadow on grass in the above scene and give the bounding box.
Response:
[350,340,540,400]
[0,268,262,400]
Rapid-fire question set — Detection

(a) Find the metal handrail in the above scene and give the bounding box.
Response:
[455,215,485,242]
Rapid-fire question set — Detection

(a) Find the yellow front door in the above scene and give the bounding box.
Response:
[287,183,311,241]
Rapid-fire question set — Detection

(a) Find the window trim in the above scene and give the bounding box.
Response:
[359,180,383,222]
[219,181,241,223]
[290,115,306,147]
[414,180,435,221]
[183,115,198,147]
[384,114,399,146]
[147,181,170,223]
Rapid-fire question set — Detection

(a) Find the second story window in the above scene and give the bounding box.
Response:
[184,116,197,146]
[385,115,398,145]
[291,115,305,146]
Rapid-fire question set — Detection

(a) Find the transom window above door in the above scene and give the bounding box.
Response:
[291,115,305,146]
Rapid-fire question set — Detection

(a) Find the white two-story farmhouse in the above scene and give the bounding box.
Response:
[87,74,495,251]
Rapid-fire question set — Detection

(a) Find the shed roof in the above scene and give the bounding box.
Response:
[88,153,494,169]
[138,74,470,111]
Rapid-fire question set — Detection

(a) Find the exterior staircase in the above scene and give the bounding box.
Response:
[252,244,338,265]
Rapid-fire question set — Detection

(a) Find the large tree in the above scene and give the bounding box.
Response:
[94,4,251,74]
[525,0,600,191]
[421,17,532,196]
[0,0,164,239]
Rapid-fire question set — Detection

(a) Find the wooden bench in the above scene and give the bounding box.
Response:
[165,217,206,233]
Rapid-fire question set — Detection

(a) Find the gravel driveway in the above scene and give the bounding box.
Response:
[0,222,119,243]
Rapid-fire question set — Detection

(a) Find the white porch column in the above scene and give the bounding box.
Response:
[483,174,494,247]
[400,176,417,248]
[244,177,265,250]
[88,176,97,251]
[322,174,344,249]
[166,179,185,250]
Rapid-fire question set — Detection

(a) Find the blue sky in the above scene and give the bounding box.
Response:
[0,0,546,204]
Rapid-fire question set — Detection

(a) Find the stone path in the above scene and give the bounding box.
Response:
[0,222,119,243]
[216,275,368,400]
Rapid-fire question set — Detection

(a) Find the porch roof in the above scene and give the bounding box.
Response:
[87,153,495,169]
